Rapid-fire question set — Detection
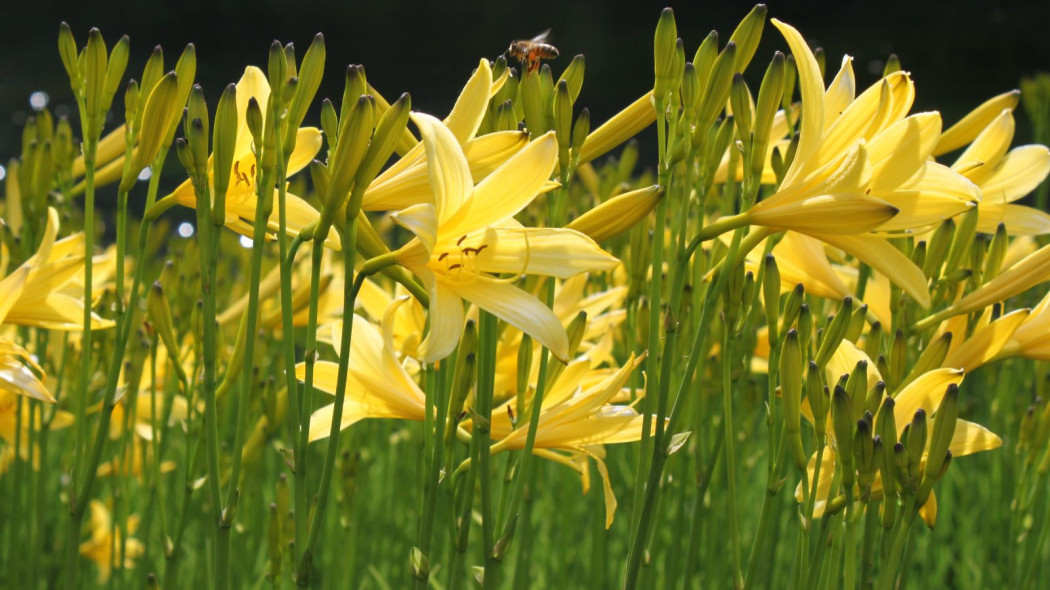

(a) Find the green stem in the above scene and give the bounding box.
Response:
[295,219,361,585]
[876,498,916,590]
[476,311,498,590]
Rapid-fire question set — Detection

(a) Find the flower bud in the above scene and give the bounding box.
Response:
[815,296,853,368]
[832,385,855,487]
[781,282,804,334]
[728,4,767,73]
[905,410,928,481]
[122,72,180,191]
[653,8,679,99]
[763,254,781,345]
[697,42,737,129]
[730,73,753,143]
[982,222,1009,281]
[211,83,239,225]
[554,80,573,169]
[945,206,979,274]
[782,329,806,469]
[571,107,590,167]
[797,303,813,352]
[287,33,326,138]
[558,54,585,104]
[923,383,958,485]
[882,54,901,77]
[751,51,785,178]
[806,362,827,437]
[565,185,663,243]
[846,303,867,343]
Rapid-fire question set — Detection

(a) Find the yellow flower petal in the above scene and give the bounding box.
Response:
[935,89,1020,156]
[772,19,824,187]
[446,275,569,362]
[942,308,1029,372]
[475,227,619,278]
[817,234,931,307]
[410,112,473,224]
[891,368,965,436]
[444,59,492,144]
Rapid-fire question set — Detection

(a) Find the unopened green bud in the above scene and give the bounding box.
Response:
[516,334,533,398]
[124,79,140,126]
[571,108,590,166]
[653,8,679,99]
[58,23,80,93]
[167,44,197,148]
[816,296,853,368]
[863,321,883,361]
[923,383,958,484]
[902,332,952,387]
[782,330,806,469]
[84,29,109,120]
[813,46,826,79]
[781,54,797,111]
[566,310,588,359]
[140,47,165,105]
[806,362,827,436]
[147,282,188,384]
[730,73,753,142]
[697,42,737,128]
[892,441,912,491]
[123,72,179,191]
[320,98,339,144]
[340,65,368,125]
[945,206,979,274]
[104,35,130,103]
[554,80,573,167]
[983,222,1008,280]
[763,254,781,345]
[751,51,785,177]
[558,54,585,104]
[888,329,906,391]
[521,65,550,136]
[906,409,928,479]
[853,418,875,484]
[883,54,901,77]
[287,33,326,135]
[728,4,767,73]
[447,320,478,435]
[781,283,804,334]
[832,385,855,485]
[188,118,208,179]
[351,93,411,210]
[924,219,954,279]
[797,303,812,352]
[846,303,867,343]
[681,63,700,122]
[268,40,288,99]
[175,137,194,176]
[692,31,719,104]
[212,83,238,225]
[844,361,868,415]
[328,95,375,210]
[246,97,265,149]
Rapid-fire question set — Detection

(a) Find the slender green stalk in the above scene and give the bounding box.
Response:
[876,498,917,590]
[476,311,499,590]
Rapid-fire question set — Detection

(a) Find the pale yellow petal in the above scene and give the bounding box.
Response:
[891,368,965,436]
[772,19,825,187]
[816,234,931,308]
[447,275,569,362]
[474,227,619,278]
[410,112,473,223]
[444,59,492,144]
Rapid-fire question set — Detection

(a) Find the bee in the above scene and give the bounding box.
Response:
[507,29,559,73]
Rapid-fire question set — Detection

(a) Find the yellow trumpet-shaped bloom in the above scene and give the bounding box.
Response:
[994,290,1050,361]
[948,108,1050,235]
[391,113,618,362]
[161,66,339,249]
[0,208,114,331]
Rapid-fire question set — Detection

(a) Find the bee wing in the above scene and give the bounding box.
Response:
[530,29,552,43]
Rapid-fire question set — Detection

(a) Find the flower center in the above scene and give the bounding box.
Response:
[434,234,489,281]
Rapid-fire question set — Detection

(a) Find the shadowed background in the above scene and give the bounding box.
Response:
[1,0,1048,183]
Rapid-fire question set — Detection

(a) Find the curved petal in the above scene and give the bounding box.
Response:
[419,273,466,363]
[772,19,825,187]
[867,113,942,190]
[447,275,569,362]
[977,203,1050,236]
[287,128,324,176]
[443,132,558,238]
[817,233,931,308]
[411,112,473,223]
[234,66,271,160]
[948,419,1002,456]
[891,368,965,436]
[444,59,492,144]
[952,109,1013,172]
[970,145,1050,204]
[823,56,856,131]
[392,203,438,266]
[943,308,1028,372]
[749,194,899,235]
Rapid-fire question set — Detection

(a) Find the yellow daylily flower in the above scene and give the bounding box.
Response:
[298,301,427,443]
[745,21,991,308]
[79,500,145,583]
[949,108,1050,235]
[486,353,647,528]
[391,112,618,362]
[0,208,114,330]
[160,66,339,249]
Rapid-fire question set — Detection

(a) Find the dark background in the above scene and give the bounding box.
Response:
[2,0,1049,176]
